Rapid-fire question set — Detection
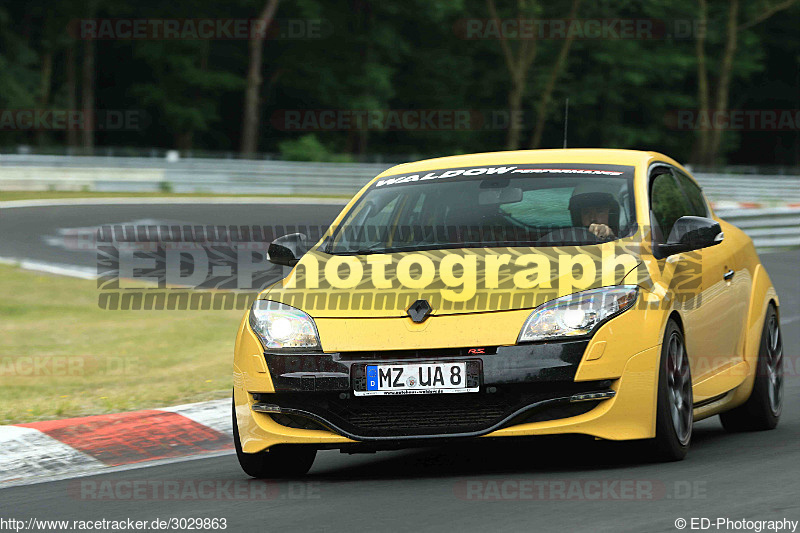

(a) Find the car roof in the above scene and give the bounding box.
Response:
[378,148,682,177]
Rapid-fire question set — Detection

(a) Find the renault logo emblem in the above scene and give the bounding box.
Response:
[407,300,432,323]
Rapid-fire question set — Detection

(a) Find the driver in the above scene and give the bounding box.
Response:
[568,187,620,240]
[580,203,615,239]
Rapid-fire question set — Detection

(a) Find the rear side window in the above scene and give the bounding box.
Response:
[650,170,691,242]
[674,171,709,217]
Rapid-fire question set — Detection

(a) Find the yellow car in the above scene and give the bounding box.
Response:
[232,149,783,477]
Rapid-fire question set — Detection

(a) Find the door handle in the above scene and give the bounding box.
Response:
[723,269,735,281]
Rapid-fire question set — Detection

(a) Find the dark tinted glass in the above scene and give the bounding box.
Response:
[674,171,709,217]
[329,165,637,253]
[650,171,691,241]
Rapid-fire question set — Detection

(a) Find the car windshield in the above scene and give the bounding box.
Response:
[327,163,637,254]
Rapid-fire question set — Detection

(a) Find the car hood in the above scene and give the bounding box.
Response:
[260,242,643,318]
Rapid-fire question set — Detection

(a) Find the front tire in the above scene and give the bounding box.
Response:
[232,396,316,478]
[719,305,783,432]
[647,319,693,461]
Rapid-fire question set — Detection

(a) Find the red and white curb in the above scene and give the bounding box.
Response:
[0,399,232,487]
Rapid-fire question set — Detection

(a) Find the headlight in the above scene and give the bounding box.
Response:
[249,300,321,350]
[518,286,638,342]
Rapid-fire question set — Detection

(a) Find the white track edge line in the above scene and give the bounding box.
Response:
[0,197,348,209]
[0,449,236,490]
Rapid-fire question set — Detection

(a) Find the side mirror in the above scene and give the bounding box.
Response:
[654,216,722,258]
[267,233,308,266]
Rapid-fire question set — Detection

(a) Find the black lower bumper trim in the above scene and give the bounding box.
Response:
[252,381,613,441]
[263,341,590,392]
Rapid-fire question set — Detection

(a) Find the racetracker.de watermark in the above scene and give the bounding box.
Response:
[455,479,707,500]
[0,355,138,377]
[454,18,704,40]
[667,110,800,131]
[271,109,525,131]
[68,479,321,501]
[70,18,332,40]
[0,109,147,131]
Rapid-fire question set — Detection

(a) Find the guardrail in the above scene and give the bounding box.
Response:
[1,155,798,249]
[0,154,393,196]
[694,173,800,203]
[2,154,800,198]
[715,207,800,249]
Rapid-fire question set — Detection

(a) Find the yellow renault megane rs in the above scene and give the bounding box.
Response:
[232,149,782,477]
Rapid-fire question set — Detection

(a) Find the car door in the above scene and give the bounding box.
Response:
[673,169,751,364]
[649,167,739,380]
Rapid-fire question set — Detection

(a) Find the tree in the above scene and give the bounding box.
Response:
[694,0,798,166]
[240,0,280,156]
[132,40,243,150]
[0,0,797,164]
[81,36,95,152]
[529,0,580,149]
[486,0,540,150]
[0,4,46,147]
[65,40,78,149]
[80,0,101,153]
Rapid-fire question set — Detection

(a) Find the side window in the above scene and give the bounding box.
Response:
[673,171,709,217]
[650,170,691,242]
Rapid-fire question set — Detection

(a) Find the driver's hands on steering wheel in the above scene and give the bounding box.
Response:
[588,223,615,239]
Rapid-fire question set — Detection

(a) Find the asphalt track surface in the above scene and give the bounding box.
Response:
[0,202,346,270]
[1,203,800,532]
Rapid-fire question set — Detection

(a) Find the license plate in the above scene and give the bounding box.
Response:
[354,362,478,396]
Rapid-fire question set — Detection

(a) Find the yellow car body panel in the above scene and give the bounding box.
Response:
[233,149,779,452]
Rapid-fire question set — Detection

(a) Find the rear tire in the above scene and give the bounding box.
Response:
[232,395,316,478]
[719,305,782,432]
[647,319,693,462]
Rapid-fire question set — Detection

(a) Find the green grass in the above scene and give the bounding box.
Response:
[0,191,350,202]
[0,264,246,424]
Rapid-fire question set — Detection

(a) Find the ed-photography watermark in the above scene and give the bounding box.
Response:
[674,517,798,532]
[93,223,706,311]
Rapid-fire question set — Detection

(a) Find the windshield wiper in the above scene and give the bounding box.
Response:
[328,242,390,255]
[330,240,548,255]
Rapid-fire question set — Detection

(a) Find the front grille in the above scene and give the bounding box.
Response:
[345,402,507,432]
[254,380,611,439]
[339,347,498,361]
[513,401,598,425]
[269,413,329,432]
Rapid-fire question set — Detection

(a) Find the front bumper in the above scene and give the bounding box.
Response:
[234,338,663,452]
[251,382,616,441]
[249,341,614,441]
